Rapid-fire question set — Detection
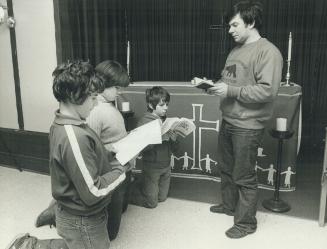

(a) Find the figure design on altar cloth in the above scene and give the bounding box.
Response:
[261,164,276,185]
[179,152,194,170]
[200,154,217,173]
[170,154,179,169]
[281,166,296,188]
[257,147,267,157]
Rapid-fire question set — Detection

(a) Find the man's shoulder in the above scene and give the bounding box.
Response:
[259,38,282,55]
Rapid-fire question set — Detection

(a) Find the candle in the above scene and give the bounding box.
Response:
[127,41,130,75]
[122,102,130,112]
[287,32,292,62]
[276,118,287,131]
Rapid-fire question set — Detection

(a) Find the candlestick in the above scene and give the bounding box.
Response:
[127,40,130,76]
[284,32,292,87]
[287,32,292,62]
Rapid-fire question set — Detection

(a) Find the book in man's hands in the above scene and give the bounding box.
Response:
[192,77,215,90]
[161,117,196,138]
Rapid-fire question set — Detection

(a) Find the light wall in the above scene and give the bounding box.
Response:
[0,0,58,132]
[14,0,57,132]
[0,0,18,129]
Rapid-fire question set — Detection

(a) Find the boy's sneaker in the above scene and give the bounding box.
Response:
[225,226,255,239]
[35,200,57,228]
[209,204,234,216]
[6,233,33,249]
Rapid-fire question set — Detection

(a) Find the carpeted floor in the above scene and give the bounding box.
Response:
[0,158,326,249]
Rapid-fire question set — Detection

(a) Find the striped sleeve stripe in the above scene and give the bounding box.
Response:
[64,125,126,197]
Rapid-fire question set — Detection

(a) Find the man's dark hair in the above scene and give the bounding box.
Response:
[224,1,263,30]
[95,60,130,89]
[52,60,104,105]
[145,86,170,112]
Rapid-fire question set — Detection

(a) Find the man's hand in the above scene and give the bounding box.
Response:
[206,82,228,98]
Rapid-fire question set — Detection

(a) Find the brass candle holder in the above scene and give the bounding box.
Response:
[282,32,293,87]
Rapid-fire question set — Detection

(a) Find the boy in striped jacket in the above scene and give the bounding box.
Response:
[6,60,130,249]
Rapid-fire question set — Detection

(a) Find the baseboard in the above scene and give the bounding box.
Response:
[0,128,49,174]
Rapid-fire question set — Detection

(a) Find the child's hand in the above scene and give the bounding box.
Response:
[105,144,118,153]
[167,130,177,141]
[124,161,135,172]
[162,133,170,141]
[128,156,137,169]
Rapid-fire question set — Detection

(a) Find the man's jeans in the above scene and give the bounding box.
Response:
[56,205,110,249]
[218,120,264,232]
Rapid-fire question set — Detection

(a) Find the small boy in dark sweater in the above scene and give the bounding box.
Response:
[129,86,178,208]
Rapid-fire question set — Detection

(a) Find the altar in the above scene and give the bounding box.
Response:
[120,83,302,191]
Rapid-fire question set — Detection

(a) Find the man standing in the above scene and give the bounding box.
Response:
[207,1,283,239]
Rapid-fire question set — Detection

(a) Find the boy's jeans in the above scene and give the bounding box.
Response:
[56,205,110,249]
[107,171,131,240]
[129,166,171,208]
[218,120,264,232]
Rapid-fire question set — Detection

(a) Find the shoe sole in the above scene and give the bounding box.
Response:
[5,233,29,249]
[225,230,255,239]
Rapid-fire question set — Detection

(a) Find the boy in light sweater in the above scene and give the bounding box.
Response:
[87,60,132,240]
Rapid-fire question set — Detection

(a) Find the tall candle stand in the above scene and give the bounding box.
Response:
[262,129,294,212]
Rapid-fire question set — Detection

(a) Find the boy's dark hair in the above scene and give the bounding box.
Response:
[95,60,130,88]
[224,1,263,30]
[52,60,104,105]
[145,86,170,112]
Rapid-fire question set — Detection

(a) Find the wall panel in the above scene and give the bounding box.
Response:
[0,0,18,129]
[14,0,57,132]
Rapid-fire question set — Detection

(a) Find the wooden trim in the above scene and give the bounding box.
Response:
[0,128,49,173]
[6,0,24,130]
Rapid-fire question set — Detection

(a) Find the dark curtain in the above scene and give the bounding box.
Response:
[126,0,229,81]
[258,0,327,152]
[55,0,127,66]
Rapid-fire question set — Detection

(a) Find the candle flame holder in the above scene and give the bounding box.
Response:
[284,59,292,87]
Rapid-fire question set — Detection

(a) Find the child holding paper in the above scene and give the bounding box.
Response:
[129,86,178,208]
[34,60,132,241]
[87,60,133,240]
[7,60,129,249]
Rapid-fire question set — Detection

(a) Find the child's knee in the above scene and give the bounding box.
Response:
[144,198,158,208]
[158,196,167,202]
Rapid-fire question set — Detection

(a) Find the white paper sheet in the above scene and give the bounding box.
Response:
[112,119,162,165]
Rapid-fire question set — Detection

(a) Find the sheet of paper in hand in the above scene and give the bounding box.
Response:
[112,119,162,165]
[192,77,214,90]
[162,117,196,138]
